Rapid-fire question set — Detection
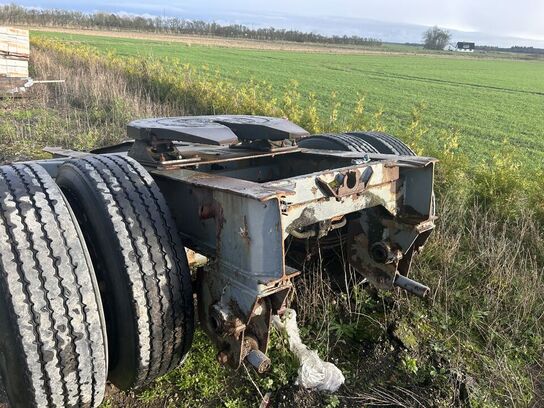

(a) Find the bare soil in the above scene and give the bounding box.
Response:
[23,26,418,56]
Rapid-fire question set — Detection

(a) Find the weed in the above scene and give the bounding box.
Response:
[401,355,419,375]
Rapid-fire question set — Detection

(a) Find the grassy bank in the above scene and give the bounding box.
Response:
[34,30,544,169]
[0,37,542,407]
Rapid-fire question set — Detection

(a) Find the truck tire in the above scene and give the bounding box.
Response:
[298,133,379,153]
[345,131,416,156]
[0,163,107,408]
[56,154,194,390]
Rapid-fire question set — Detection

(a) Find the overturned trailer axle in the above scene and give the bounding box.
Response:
[0,115,435,407]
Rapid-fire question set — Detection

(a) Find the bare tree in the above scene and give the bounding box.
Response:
[422,26,451,50]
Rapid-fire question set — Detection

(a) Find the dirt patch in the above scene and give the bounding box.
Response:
[26,26,422,56]
[104,385,164,408]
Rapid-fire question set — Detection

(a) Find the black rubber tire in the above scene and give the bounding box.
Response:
[56,154,194,390]
[345,131,416,156]
[0,163,107,408]
[298,133,380,153]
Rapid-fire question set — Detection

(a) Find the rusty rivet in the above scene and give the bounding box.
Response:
[199,204,216,220]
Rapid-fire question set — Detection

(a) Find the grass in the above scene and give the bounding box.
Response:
[34,30,544,169]
[0,32,542,407]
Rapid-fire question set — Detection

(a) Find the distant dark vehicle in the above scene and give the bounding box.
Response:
[457,41,475,52]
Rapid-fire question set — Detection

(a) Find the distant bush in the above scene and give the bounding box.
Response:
[422,26,451,50]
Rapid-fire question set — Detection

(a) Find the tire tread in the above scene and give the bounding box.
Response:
[346,131,416,156]
[0,163,106,408]
[59,154,193,389]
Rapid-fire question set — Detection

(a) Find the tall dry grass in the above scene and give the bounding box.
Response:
[290,193,544,405]
[31,45,182,145]
[1,47,183,163]
[419,193,543,406]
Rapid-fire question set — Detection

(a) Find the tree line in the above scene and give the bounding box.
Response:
[476,45,544,55]
[0,4,382,47]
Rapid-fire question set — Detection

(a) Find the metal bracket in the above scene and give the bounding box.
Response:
[316,166,374,199]
[128,115,310,167]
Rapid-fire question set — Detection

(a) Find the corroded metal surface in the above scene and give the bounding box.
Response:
[148,147,435,368]
[128,115,309,145]
[38,116,436,372]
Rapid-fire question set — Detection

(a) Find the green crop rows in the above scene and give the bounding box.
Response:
[34,30,544,167]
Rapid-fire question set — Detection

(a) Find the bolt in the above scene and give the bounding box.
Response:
[217,351,229,365]
[253,303,264,316]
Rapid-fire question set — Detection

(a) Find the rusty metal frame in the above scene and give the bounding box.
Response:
[37,115,437,371]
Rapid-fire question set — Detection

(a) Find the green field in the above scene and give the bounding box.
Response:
[0,29,539,407]
[35,31,544,165]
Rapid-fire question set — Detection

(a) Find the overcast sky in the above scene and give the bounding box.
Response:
[11,0,544,42]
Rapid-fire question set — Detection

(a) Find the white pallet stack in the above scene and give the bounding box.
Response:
[0,27,30,94]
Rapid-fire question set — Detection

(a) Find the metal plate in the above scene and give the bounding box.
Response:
[128,115,309,145]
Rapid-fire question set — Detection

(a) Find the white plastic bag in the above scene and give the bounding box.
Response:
[272,309,345,392]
